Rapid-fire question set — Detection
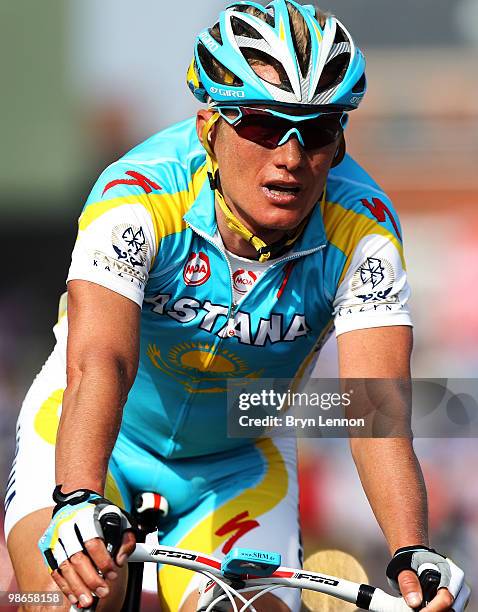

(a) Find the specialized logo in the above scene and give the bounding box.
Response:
[360,197,402,241]
[183,252,211,286]
[233,269,258,295]
[215,511,260,555]
[351,257,396,303]
[102,170,161,196]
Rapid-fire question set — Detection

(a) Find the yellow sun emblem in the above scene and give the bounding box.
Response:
[146,342,264,393]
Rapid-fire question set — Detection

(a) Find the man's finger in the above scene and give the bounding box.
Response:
[398,569,423,609]
[84,536,119,580]
[69,550,110,599]
[58,557,98,609]
[421,588,454,612]
[51,569,79,607]
[115,530,136,567]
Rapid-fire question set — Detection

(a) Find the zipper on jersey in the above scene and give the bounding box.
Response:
[187,222,237,338]
[187,221,327,331]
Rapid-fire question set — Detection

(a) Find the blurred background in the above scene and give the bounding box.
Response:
[1,0,477,608]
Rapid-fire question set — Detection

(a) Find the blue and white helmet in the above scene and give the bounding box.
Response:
[187,0,366,110]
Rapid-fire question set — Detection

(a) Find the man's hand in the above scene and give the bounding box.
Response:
[38,486,136,609]
[387,545,470,611]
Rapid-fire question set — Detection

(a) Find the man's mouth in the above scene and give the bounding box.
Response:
[263,182,302,198]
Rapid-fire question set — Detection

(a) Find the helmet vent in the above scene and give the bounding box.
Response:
[242,48,293,93]
[231,16,262,39]
[314,53,349,95]
[287,3,311,78]
[197,42,243,87]
[333,23,348,44]
[231,4,274,26]
[209,26,223,45]
[352,73,366,93]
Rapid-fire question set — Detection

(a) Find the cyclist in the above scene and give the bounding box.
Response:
[4,1,468,611]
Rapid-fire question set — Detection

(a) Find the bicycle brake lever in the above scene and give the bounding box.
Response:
[415,568,441,610]
[100,510,123,560]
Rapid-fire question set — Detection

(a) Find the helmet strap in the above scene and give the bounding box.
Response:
[214,177,311,262]
[331,134,346,168]
[202,112,310,262]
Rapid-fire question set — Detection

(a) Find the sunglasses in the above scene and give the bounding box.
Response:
[216,106,348,151]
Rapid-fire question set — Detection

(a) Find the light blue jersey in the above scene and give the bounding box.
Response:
[67,117,412,458]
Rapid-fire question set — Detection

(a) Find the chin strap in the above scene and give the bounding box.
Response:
[202,112,309,262]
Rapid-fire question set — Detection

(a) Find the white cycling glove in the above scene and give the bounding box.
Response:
[38,485,133,571]
[386,545,470,611]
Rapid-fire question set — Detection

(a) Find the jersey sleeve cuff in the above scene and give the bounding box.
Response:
[66,272,144,308]
[334,313,413,337]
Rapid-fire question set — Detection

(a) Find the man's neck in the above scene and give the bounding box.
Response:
[214,200,286,259]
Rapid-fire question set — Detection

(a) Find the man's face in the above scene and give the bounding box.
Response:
[197,64,339,239]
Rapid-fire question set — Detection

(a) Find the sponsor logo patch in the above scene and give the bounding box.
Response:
[233,269,258,295]
[103,170,161,196]
[360,197,402,241]
[215,511,260,554]
[112,224,149,270]
[351,257,396,303]
[183,252,211,286]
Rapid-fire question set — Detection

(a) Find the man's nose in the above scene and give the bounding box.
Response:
[274,129,305,170]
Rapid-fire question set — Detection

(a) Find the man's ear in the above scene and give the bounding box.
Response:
[196,109,217,153]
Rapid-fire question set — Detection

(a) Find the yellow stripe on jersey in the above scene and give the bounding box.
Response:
[321,199,405,285]
[34,388,63,445]
[77,163,209,266]
[104,471,126,509]
[157,438,288,612]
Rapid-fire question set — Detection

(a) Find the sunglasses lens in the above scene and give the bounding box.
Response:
[235,115,287,149]
[302,115,343,149]
[226,110,343,150]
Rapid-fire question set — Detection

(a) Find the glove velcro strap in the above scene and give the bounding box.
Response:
[52,485,102,515]
[386,545,444,589]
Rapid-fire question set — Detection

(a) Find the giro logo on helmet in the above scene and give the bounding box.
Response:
[183,252,211,286]
[209,87,245,98]
[200,31,220,53]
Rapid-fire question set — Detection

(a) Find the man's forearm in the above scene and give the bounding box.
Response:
[350,437,428,553]
[56,360,128,494]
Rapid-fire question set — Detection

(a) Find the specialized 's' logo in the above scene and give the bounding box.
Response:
[103,170,161,196]
[360,197,402,241]
[233,269,257,295]
[183,252,211,286]
[215,511,260,554]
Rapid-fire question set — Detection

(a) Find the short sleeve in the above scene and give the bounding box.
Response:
[67,165,159,307]
[333,234,413,336]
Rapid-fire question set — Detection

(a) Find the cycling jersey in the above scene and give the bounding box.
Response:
[63,116,411,459]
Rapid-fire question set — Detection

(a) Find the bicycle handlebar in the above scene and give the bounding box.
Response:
[75,542,412,612]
